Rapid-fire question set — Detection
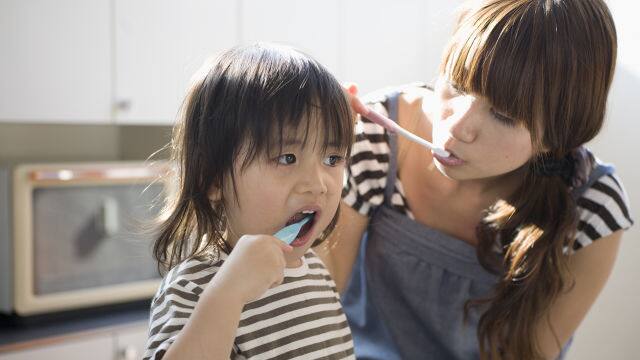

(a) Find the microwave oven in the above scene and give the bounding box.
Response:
[0,161,170,317]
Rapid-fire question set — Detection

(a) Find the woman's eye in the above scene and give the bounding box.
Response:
[323,155,345,167]
[490,108,516,127]
[277,153,297,165]
[449,82,467,95]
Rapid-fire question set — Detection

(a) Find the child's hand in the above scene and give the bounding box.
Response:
[212,234,293,304]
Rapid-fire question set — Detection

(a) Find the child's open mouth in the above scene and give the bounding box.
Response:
[285,210,317,247]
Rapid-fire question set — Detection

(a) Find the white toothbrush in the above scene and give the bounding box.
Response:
[361,107,450,158]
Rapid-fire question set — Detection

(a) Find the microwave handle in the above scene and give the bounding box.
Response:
[98,197,119,236]
[29,166,167,182]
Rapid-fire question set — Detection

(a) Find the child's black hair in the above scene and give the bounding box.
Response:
[154,43,354,272]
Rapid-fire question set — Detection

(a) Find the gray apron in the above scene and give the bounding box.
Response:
[341,90,610,359]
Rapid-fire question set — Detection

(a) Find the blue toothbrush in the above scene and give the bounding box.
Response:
[274,215,312,245]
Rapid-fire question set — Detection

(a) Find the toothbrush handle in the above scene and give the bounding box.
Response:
[394,125,437,151]
[362,107,399,133]
[362,107,450,157]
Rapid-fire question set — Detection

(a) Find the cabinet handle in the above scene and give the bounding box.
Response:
[118,345,139,360]
[115,99,132,112]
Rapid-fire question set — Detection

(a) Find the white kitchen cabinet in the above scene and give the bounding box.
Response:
[0,335,113,360]
[113,323,148,360]
[241,0,343,78]
[342,0,459,94]
[240,0,456,93]
[0,0,237,125]
[0,0,112,123]
[0,322,148,360]
[0,0,453,124]
[113,0,238,125]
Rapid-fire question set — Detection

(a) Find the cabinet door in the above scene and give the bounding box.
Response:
[241,0,343,78]
[114,0,238,125]
[0,0,112,123]
[0,335,112,360]
[113,323,149,360]
[342,0,459,93]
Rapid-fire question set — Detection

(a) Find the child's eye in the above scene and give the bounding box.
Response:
[323,155,345,167]
[489,108,516,127]
[277,153,297,165]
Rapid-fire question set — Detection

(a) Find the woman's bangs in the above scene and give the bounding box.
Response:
[441,2,544,133]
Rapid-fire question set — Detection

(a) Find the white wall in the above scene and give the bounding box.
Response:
[568,1,640,359]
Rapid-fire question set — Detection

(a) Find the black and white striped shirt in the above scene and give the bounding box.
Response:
[143,251,354,360]
[342,98,633,251]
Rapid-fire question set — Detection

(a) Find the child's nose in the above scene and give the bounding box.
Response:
[297,166,328,195]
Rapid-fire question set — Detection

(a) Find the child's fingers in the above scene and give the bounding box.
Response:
[279,242,294,253]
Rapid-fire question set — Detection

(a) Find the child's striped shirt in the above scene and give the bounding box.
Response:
[143,250,354,360]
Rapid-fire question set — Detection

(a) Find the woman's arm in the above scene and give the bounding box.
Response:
[315,201,369,293]
[536,230,623,359]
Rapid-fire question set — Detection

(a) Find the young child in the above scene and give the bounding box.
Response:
[143,43,355,360]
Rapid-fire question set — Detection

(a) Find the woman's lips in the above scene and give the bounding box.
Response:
[433,151,465,166]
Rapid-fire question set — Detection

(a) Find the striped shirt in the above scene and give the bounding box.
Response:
[143,250,354,360]
[342,92,633,251]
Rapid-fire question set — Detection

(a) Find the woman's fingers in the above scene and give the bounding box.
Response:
[342,82,370,118]
[343,82,358,96]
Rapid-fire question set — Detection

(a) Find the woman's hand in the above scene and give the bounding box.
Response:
[343,83,370,118]
[211,234,293,304]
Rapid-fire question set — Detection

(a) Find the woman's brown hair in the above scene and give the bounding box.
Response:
[153,43,353,273]
[440,0,617,358]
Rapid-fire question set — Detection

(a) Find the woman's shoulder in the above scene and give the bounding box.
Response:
[344,83,430,217]
[573,156,634,250]
[344,99,394,216]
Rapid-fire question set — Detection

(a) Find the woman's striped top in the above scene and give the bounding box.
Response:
[342,94,633,251]
[143,250,355,360]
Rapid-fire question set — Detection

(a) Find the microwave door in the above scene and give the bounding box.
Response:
[31,183,162,296]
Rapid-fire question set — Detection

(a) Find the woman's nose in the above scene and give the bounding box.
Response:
[441,96,478,143]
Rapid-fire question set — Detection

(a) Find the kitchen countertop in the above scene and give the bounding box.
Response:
[0,300,150,353]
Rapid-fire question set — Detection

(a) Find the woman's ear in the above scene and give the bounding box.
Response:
[208,186,221,202]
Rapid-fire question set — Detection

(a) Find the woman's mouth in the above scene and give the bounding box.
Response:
[433,150,465,167]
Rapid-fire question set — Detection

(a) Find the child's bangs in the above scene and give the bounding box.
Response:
[441,1,545,137]
[240,58,353,167]
[267,94,353,156]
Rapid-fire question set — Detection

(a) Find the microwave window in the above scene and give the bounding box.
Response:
[32,183,164,295]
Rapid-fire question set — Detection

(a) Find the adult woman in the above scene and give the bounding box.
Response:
[315,0,633,359]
